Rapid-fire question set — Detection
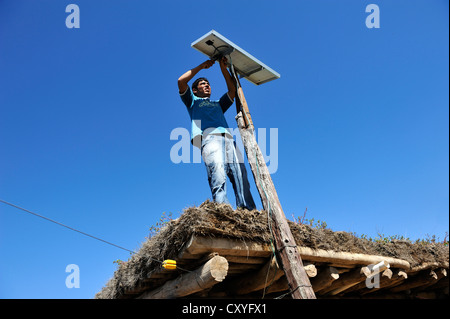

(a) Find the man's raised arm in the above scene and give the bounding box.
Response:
[177,60,214,94]
[219,57,236,101]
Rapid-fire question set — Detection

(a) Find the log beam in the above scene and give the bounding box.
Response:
[390,269,440,293]
[229,256,284,295]
[297,247,410,270]
[138,255,229,299]
[310,266,340,293]
[180,236,411,269]
[321,261,390,296]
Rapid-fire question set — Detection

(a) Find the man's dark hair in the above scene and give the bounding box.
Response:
[192,77,209,93]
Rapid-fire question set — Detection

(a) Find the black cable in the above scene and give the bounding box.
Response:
[0,198,196,274]
[0,198,136,254]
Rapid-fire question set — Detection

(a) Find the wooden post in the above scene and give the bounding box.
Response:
[233,74,316,299]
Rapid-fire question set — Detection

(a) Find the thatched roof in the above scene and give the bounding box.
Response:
[96,201,449,299]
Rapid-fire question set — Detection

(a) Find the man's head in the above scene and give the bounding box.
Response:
[192,77,211,98]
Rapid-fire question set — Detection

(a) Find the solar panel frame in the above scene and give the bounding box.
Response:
[191,30,281,86]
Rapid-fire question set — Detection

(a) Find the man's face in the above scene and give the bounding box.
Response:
[194,80,211,98]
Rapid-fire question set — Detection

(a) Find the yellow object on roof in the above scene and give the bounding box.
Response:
[162,259,177,270]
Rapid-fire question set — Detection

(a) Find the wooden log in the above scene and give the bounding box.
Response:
[297,247,410,270]
[138,255,229,299]
[361,270,408,295]
[409,262,449,274]
[181,235,271,258]
[310,266,340,293]
[345,268,393,294]
[236,112,316,299]
[227,263,261,274]
[390,269,440,293]
[229,256,284,295]
[261,263,318,295]
[179,235,411,270]
[221,255,267,264]
[318,267,368,295]
[304,263,317,278]
[413,268,448,292]
[321,261,390,296]
[265,276,289,294]
[420,275,449,293]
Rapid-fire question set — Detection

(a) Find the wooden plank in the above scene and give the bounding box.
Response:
[138,255,229,299]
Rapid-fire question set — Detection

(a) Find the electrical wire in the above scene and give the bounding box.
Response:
[0,198,137,254]
[0,198,195,274]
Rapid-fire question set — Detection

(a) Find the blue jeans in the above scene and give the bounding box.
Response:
[201,134,256,210]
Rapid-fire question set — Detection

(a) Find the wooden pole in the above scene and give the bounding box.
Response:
[138,255,229,299]
[232,73,316,299]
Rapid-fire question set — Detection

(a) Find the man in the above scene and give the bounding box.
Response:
[177,57,256,210]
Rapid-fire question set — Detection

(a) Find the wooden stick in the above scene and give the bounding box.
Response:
[138,255,228,299]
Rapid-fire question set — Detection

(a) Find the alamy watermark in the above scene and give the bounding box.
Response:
[169,124,279,174]
[65,264,80,288]
[65,4,80,29]
[365,261,389,289]
[365,4,380,29]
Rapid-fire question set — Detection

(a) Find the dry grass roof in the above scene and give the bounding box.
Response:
[96,201,449,299]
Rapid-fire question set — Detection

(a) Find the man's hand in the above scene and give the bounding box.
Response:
[218,56,235,101]
[219,56,229,70]
[201,60,215,69]
[178,60,214,94]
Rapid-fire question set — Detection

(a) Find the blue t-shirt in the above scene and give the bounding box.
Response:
[180,87,234,146]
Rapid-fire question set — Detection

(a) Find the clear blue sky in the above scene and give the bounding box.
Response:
[0,0,448,299]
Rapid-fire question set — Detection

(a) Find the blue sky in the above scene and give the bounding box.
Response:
[0,0,448,299]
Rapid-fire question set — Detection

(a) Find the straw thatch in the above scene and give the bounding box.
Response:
[95,200,448,299]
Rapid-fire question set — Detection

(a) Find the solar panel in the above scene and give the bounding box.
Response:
[191,30,281,86]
